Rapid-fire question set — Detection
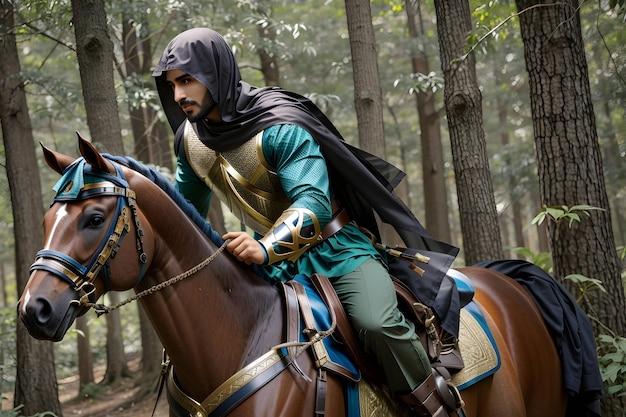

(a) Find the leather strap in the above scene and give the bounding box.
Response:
[319,208,350,241]
[288,281,329,368]
[315,369,327,417]
[282,281,301,344]
[309,273,386,384]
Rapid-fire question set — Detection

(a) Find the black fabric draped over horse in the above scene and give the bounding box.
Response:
[17,136,601,417]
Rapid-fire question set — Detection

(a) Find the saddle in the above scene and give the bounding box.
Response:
[303,273,465,384]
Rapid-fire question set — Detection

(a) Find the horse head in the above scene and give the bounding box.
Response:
[18,133,152,341]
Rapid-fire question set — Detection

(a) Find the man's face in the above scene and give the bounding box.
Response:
[165,69,218,122]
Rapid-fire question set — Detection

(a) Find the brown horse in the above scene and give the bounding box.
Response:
[18,136,568,417]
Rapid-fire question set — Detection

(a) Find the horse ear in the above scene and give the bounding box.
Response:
[41,142,76,175]
[76,132,115,174]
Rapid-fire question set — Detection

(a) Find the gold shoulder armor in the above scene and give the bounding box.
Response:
[259,208,321,264]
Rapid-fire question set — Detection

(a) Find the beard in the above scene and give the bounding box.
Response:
[184,93,216,122]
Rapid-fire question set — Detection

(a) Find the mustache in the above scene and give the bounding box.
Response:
[178,98,198,107]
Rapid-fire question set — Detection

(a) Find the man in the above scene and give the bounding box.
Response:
[153,27,462,417]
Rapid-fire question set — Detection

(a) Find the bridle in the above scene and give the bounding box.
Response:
[29,159,147,309]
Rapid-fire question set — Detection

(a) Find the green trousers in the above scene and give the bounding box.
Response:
[331,257,432,394]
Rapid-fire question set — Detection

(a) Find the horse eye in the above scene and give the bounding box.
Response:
[87,214,106,229]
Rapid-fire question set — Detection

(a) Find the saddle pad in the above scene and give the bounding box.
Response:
[293,275,361,381]
[451,300,501,390]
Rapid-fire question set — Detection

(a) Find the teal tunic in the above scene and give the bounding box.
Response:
[175,123,431,394]
[174,124,386,282]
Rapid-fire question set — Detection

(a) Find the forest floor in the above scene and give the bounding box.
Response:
[4,355,169,417]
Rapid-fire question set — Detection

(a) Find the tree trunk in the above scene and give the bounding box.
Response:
[496,93,525,257]
[0,3,62,414]
[102,292,131,384]
[515,1,624,413]
[434,0,504,265]
[345,0,403,245]
[531,188,551,254]
[121,11,172,170]
[405,0,452,244]
[344,0,385,158]
[72,0,130,385]
[76,314,95,391]
[71,0,124,154]
[258,25,280,86]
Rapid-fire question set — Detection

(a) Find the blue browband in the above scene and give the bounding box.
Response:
[30,158,147,303]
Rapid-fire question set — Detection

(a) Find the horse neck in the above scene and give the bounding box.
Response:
[131,177,284,397]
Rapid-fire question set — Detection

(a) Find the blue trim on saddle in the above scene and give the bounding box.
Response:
[456,300,501,390]
[293,275,360,380]
[447,268,475,307]
[293,275,361,417]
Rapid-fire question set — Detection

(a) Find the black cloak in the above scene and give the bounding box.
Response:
[153,28,460,334]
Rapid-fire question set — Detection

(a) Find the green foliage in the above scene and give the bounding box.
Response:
[531,204,606,228]
[0,403,23,417]
[0,402,58,417]
[598,333,626,397]
[563,274,607,305]
[509,247,553,273]
[79,382,105,400]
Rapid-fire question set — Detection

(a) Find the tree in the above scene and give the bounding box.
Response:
[71,0,124,154]
[76,315,95,391]
[344,0,385,159]
[515,1,625,413]
[404,0,451,243]
[71,0,130,383]
[433,0,504,265]
[117,6,166,378]
[0,2,62,414]
[119,5,173,170]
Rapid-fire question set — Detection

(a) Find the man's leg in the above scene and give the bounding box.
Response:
[332,258,462,417]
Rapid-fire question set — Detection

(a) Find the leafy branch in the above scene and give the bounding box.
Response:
[531,204,605,228]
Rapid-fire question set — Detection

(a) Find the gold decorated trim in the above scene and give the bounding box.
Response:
[450,308,499,387]
[167,349,283,417]
[183,120,290,235]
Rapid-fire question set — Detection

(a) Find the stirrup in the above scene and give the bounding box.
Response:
[400,369,464,417]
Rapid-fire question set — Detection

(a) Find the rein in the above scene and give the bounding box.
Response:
[83,239,230,316]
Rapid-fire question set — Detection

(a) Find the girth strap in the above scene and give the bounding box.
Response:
[166,349,291,417]
[165,282,314,417]
[286,280,331,417]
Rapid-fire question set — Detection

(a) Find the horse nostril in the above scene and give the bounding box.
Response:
[30,297,53,325]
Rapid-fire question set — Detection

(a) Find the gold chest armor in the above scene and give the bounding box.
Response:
[183,121,291,235]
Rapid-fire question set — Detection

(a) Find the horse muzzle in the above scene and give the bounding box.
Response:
[17,275,83,342]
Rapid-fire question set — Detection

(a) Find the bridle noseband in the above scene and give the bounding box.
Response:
[29,159,147,307]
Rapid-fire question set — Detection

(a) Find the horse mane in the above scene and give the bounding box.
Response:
[103,154,224,246]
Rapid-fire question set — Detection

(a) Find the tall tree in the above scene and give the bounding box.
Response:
[404,0,451,243]
[515,1,624,413]
[345,0,404,245]
[118,8,165,378]
[0,2,62,414]
[71,0,130,383]
[71,0,124,154]
[433,0,504,265]
[120,7,173,170]
[344,0,385,158]
[76,315,95,391]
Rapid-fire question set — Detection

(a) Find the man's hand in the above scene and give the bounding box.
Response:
[223,231,266,265]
